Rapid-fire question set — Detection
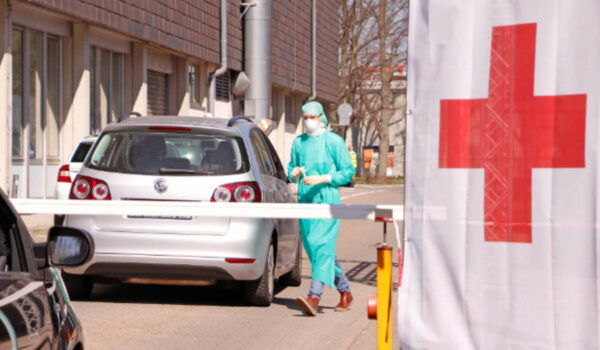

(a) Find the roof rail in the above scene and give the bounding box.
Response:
[227,116,253,127]
[118,111,142,123]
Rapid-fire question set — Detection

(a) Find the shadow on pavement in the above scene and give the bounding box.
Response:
[301,258,399,292]
[87,280,290,307]
[82,257,398,305]
[88,283,247,307]
[272,296,334,317]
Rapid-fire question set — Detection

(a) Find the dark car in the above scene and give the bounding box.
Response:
[0,188,94,349]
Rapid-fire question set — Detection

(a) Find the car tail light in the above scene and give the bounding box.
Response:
[225,258,256,264]
[70,175,112,200]
[213,187,232,202]
[234,185,256,202]
[210,181,262,203]
[57,164,71,183]
[147,126,192,132]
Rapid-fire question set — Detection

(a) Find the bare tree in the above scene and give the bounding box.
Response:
[337,0,377,135]
[374,0,408,175]
[338,0,408,177]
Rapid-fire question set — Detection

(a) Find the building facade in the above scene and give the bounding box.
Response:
[0,0,339,198]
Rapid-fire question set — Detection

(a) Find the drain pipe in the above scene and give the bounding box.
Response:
[244,0,271,122]
[208,0,228,116]
[307,0,317,101]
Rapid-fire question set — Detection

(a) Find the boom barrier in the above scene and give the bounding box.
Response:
[12,199,403,221]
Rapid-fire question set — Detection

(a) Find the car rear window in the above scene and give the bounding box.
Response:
[86,131,249,175]
[70,142,93,163]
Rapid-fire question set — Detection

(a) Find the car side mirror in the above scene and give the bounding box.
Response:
[47,226,94,267]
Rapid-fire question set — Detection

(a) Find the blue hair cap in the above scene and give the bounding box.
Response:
[302,101,328,127]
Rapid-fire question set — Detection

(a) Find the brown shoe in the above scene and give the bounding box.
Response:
[296,295,319,316]
[334,292,353,312]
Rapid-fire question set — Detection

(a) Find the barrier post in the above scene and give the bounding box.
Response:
[376,244,393,349]
[368,214,394,350]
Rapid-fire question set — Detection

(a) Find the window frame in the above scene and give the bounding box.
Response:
[11,27,24,159]
[188,63,207,110]
[45,34,61,160]
[11,26,63,164]
[90,46,125,135]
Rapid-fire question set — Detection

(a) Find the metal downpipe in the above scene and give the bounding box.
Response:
[209,0,228,116]
[308,0,317,101]
[244,0,271,122]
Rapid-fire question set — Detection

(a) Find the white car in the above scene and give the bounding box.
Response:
[54,136,97,224]
[62,116,301,306]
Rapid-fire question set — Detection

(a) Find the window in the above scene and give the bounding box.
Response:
[111,53,123,123]
[216,71,230,101]
[90,47,124,134]
[285,95,296,125]
[46,38,60,158]
[189,64,196,103]
[189,63,208,110]
[87,131,249,175]
[11,29,23,157]
[250,129,276,177]
[29,30,43,160]
[11,28,61,161]
[260,131,287,181]
[0,200,26,272]
[70,142,93,163]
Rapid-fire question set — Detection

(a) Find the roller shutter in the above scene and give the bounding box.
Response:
[147,70,168,115]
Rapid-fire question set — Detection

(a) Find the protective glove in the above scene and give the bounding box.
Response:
[302,174,331,186]
[291,167,306,180]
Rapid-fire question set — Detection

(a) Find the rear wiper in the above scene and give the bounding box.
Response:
[159,168,214,175]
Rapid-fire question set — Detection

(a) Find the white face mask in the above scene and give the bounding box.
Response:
[304,118,322,136]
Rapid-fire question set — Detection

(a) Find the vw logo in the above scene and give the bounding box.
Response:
[154,178,168,193]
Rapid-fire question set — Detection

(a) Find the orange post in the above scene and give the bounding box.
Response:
[369,215,394,349]
[376,245,393,349]
[368,245,393,349]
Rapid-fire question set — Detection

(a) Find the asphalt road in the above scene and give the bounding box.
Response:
[65,184,404,350]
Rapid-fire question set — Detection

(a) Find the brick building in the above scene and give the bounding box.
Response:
[0,0,339,198]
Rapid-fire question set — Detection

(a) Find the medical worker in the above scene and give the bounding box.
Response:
[289,101,355,316]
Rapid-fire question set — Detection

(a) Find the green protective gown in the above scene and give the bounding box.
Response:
[287,131,355,289]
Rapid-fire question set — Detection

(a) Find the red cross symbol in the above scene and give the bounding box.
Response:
[439,23,586,243]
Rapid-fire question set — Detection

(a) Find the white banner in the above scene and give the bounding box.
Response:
[401,1,599,348]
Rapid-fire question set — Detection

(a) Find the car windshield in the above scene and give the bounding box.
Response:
[70,141,93,163]
[86,131,249,175]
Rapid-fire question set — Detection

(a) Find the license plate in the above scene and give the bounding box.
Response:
[127,215,193,220]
